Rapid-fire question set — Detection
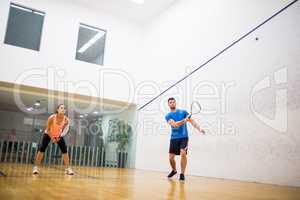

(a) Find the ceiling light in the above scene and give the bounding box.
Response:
[11,4,32,12]
[33,11,45,16]
[11,4,45,15]
[78,31,106,53]
[26,107,34,111]
[80,24,101,32]
[34,101,40,107]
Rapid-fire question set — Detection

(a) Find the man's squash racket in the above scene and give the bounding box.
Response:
[188,101,202,118]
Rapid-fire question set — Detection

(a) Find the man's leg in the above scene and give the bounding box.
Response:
[179,138,188,181]
[168,153,177,178]
[180,149,187,175]
[168,139,178,178]
[169,153,176,171]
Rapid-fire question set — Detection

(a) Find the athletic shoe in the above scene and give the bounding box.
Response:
[32,166,39,175]
[65,167,74,175]
[179,173,185,181]
[167,170,177,178]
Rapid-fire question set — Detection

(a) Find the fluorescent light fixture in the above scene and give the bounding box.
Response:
[79,115,84,118]
[34,101,40,107]
[80,24,101,32]
[130,0,144,4]
[33,11,45,16]
[84,114,89,116]
[93,111,99,114]
[26,107,34,111]
[11,4,32,12]
[78,31,106,53]
[11,4,44,15]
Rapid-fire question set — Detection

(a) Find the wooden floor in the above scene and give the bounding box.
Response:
[0,163,299,200]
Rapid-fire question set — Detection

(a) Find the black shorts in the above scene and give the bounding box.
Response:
[169,138,188,155]
[38,134,68,154]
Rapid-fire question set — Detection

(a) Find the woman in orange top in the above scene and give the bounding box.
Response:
[33,104,74,175]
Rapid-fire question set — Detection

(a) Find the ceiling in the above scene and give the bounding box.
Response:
[69,0,178,24]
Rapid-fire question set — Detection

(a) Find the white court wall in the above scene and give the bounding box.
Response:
[0,0,142,103]
[135,0,300,187]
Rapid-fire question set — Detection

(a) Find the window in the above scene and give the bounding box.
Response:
[4,3,45,51]
[75,24,106,65]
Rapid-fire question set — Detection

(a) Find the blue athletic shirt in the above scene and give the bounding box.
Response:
[165,109,189,140]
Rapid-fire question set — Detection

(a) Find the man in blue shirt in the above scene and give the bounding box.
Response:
[165,97,205,181]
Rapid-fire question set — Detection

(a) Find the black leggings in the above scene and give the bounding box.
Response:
[38,134,68,154]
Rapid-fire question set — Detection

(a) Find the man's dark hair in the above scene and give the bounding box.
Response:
[168,97,176,103]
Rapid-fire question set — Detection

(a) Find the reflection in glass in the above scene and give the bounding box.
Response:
[0,97,136,169]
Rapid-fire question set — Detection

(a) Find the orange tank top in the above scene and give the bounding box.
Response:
[49,114,66,138]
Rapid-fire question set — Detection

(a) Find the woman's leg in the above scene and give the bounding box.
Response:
[33,134,51,174]
[57,137,74,175]
[34,151,44,165]
[62,153,70,167]
[57,137,69,166]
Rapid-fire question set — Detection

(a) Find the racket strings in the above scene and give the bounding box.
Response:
[190,101,202,117]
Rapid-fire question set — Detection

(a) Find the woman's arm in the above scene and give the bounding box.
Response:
[45,116,53,134]
[60,117,70,137]
[46,116,60,143]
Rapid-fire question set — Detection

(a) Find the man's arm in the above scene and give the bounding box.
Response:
[168,118,188,128]
[187,118,205,134]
